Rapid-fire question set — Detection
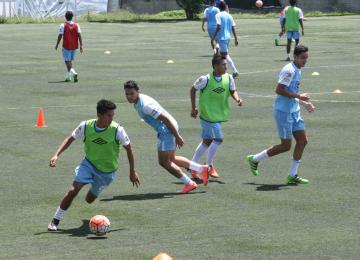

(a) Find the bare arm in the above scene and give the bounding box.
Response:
[123,144,140,187]
[299,19,304,36]
[49,135,75,167]
[275,83,310,101]
[78,33,83,53]
[55,34,62,50]
[232,26,238,46]
[157,113,184,148]
[202,18,207,32]
[230,90,242,106]
[300,100,315,113]
[211,25,221,48]
[190,86,198,118]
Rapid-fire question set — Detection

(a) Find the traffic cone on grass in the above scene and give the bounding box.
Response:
[36,108,47,127]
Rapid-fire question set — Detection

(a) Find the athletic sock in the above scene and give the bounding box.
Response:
[53,206,66,222]
[253,149,269,162]
[206,141,221,166]
[180,175,195,185]
[226,55,238,74]
[289,159,301,177]
[70,68,77,75]
[192,142,208,163]
[188,161,204,173]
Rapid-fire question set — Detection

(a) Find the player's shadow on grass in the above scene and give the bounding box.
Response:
[48,80,69,83]
[34,219,124,238]
[101,191,206,201]
[244,182,292,191]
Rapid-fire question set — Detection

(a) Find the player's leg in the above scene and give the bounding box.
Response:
[208,27,218,54]
[219,40,238,78]
[190,139,210,180]
[62,48,72,81]
[86,169,116,203]
[286,31,293,61]
[69,50,78,82]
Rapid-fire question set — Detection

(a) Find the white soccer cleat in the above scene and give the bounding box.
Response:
[48,221,58,231]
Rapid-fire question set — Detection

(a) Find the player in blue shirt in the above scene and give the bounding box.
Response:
[124,80,210,194]
[202,0,220,54]
[212,1,239,78]
[247,45,315,184]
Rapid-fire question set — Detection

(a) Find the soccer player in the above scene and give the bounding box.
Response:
[47,99,140,231]
[55,11,83,82]
[282,0,304,61]
[202,0,220,54]
[247,45,315,184]
[275,5,287,46]
[190,55,242,179]
[123,80,210,194]
[212,1,239,78]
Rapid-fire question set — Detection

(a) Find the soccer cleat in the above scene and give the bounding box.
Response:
[65,77,71,82]
[209,165,219,178]
[73,74,78,82]
[191,170,200,180]
[286,175,309,184]
[202,166,210,186]
[247,155,259,176]
[48,220,58,231]
[275,39,280,46]
[232,72,239,79]
[178,183,198,194]
[286,57,291,61]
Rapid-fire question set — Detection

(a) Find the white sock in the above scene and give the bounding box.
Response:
[206,141,221,166]
[253,150,269,162]
[53,206,66,221]
[192,142,208,163]
[213,48,217,54]
[288,53,291,58]
[276,34,280,40]
[180,175,194,185]
[289,159,301,177]
[226,55,238,74]
[188,161,203,173]
[67,71,71,78]
[70,68,77,75]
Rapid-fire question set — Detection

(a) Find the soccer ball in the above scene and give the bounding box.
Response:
[255,0,263,8]
[89,215,111,236]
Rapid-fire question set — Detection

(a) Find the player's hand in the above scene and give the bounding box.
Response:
[80,46,83,53]
[191,108,198,118]
[237,99,243,106]
[49,155,58,167]
[55,45,58,51]
[202,26,205,32]
[299,93,310,102]
[130,171,140,187]
[176,135,184,148]
[235,37,239,46]
[304,101,315,113]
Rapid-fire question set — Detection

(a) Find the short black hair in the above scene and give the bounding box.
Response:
[290,0,297,6]
[218,1,227,11]
[96,99,116,114]
[65,11,73,21]
[212,54,226,68]
[123,80,140,91]
[294,44,308,56]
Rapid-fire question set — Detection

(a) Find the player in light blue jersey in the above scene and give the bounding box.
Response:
[124,80,210,194]
[202,0,220,54]
[212,1,239,78]
[247,45,315,184]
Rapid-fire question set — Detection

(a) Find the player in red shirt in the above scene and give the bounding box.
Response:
[55,11,83,82]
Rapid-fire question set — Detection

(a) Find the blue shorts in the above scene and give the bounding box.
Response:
[200,119,224,139]
[274,110,305,139]
[207,27,217,40]
[287,31,300,40]
[62,48,76,62]
[74,159,115,197]
[157,130,176,152]
[218,39,230,54]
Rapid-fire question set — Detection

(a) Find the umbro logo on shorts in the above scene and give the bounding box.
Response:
[212,87,225,94]
[92,138,108,145]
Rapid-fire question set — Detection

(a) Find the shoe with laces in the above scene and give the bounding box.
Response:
[286,174,309,184]
[73,73,78,82]
[48,220,58,231]
[247,155,259,176]
[209,165,219,178]
[178,183,198,194]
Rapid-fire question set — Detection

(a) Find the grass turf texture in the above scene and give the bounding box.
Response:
[0,16,359,259]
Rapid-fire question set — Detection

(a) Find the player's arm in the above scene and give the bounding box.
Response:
[275,83,310,101]
[202,17,207,32]
[190,86,198,118]
[212,24,220,48]
[157,114,184,148]
[49,136,75,167]
[232,23,238,46]
[78,33,83,53]
[300,100,315,113]
[230,90,242,106]
[299,19,304,36]
[123,144,140,187]
[281,18,286,32]
[55,34,62,50]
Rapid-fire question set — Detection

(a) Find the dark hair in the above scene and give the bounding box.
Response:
[209,0,215,4]
[294,44,308,56]
[65,11,73,21]
[123,80,140,91]
[212,54,226,68]
[290,0,297,6]
[218,1,227,11]
[96,99,116,114]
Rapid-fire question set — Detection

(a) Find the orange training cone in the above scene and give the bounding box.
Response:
[153,253,173,260]
[36,108,47,127]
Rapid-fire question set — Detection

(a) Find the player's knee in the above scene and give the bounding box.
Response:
[282,143,292,152]
[297,137,308,147]
[67,188,79,198]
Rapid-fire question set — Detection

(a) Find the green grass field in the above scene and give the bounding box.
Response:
[0,15,359,259]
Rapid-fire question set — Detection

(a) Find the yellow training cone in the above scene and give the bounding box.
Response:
[312,72,320,76]
[332,89,342,94]
[153,252,173,260]
[167,60,174,64]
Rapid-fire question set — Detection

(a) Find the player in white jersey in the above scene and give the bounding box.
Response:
[247,45,315,184]
[212,1,239,78]
[123,80,210,194]
[202,0,220,54]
